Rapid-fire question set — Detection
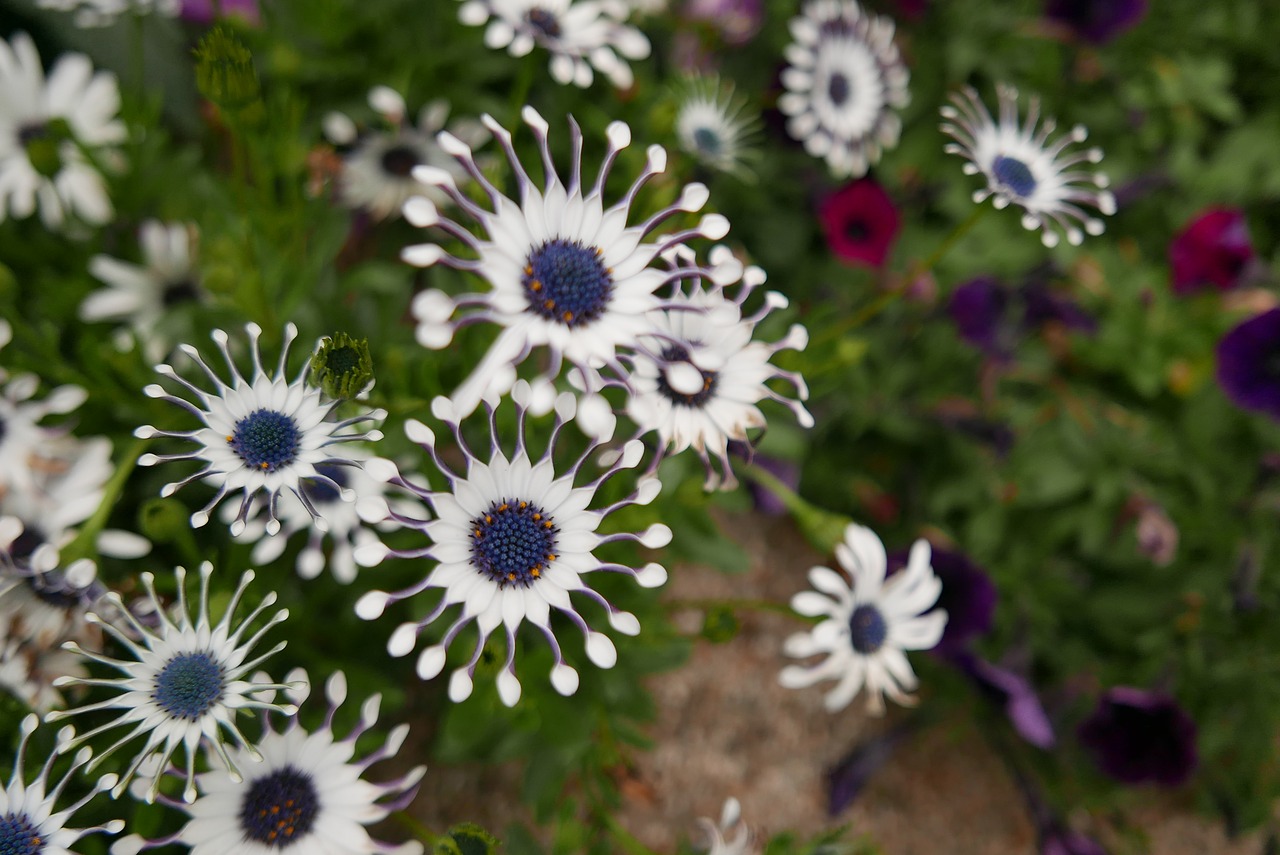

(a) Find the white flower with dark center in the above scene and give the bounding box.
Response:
[624,247,812,490]
[46,562,301,803]
[402,106,734,436]
[778,0,909,178]
[134,323,386,537]
[229,449,399,585]
[779,524,946,714]
[81,220,205,360]
[697,797,753,855]
[674,76,759,177]
[940,84,1117,247]
[111,669,426,855]
[0,516,106,650]
[35,0,179,27]
[322,87,484,221]
[458,0,651,89]
[0,716,124,854]
[0,32,124,229]
[353,382,670,707]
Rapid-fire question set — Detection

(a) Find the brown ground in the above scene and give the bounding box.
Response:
[409,511,1265,855]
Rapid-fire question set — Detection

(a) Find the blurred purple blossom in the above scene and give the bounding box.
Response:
[739,450,799,516]
[1078,687,1198,786]
[826,723,914,815]
[818,179,901,269]
[1040,826,1109,855]
[953,651,1056,749]
[1134,501,1178,566]
[181,0,260,24]
[684,0,763,45]
[888,546,996,654]
[1216,308,1280,420]
[949,272,1096,358]
[1045,0,1146,43]
[1169,207,1255,294]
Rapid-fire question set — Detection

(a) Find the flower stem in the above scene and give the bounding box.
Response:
[743,464,851,554]
[392,811,439,846]
[60,438,148,564]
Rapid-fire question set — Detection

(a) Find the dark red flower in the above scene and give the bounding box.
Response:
[1045,0,1146,43]
[818,179,901,268]
[1169,207,1254,294]
[1078,687,1198,786]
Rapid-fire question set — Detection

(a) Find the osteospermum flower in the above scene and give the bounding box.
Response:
[0,516,106,650]
[0,716,124,853]
[778,0,909,178]
[0,33,124,229]
[36,0,179,27]
[673,76,759,177]
[940,84,1116,247]
[134,322,385,536]
[402,106,733,434]
[697,797,753,855]
[46,562,301,802]
[623,247,812,490]
[230,451,398,585]
[354,382,670,707]
[81,220,205,360]
[112,669,427,855]
[779,524,947,713]
[322,86,484,220]
[458,0,651,89]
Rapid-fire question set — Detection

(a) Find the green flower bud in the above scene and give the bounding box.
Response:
[138,497,196,544]
[193,27,261,112]
[311,332,374,400]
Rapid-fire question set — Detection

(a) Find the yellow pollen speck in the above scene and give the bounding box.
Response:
[226,435,234,442]
[485,515,492,524]
[543,521,553,529]
[546,553,556,561]
[524,265,533,275]
[474,528,482,537]
[531,568,540,578]
[544,299,555,310]
[532,513,541,521]
[563,311,574,322]
[531,280,542,291]
[260,462,270,469]
[519,501,527,508]
[508,573,516,581]
[499,503,509,512]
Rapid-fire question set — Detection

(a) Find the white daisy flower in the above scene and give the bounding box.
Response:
[778,0,909,178]
[0,32,125,230]
[353,382,670,707]
[940,84,1117,247]
[111,669,427,855]
[81,220,205,360]
[229,449,401,585]
[402,106,734,436]
[35,0,180,27]
[697,797,753,855]
[0,516,106,650]
[458,0,651,89]
[779,524,947,714]
[623,247,812,491]
[46,562,302,803]
[0,716,124,852]
[322,86,485,221]
[134,322,386,537]
[674,76,760,177]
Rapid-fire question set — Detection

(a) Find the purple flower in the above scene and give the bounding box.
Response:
[738,449,799,517]
[949,277,1013,356]
[1078,687,1198,786]
[818,179,901,269]
[1022,280,1098,335]
[1169,207,1255,294]
[826,723,914,815]
[953,652,1055,749]
[888,547,996,654]
[1040,826,1109,855]
[684,0,763,45]
[1045,0,1146,43]
[181,0,260,24]
[1216,308,1280,420]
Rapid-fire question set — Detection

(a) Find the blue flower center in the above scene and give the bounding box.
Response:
[153,651,224,720]
[301,463,348,506]
[0,812,43,855]
[848,604,888,654]
[229,409,301,472]
[470,500,557,588]
[525,7,562,39]
[654,345,719,408]
[692,127,723,157]
[992,155,1037,198]
[522,239,615,328]
[239,766,319,848]
[379,144,420,178]
[827,72,851,107]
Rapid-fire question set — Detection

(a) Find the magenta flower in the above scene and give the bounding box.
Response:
[683,0,763,44]
[1169,207,1254,294]
[1078,687,1198,786]
[1216,308,1280,420]
[181,0,260,24]
[818,179,901,268]
[1045,0,1146,43]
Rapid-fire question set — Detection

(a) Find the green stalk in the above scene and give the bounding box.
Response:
[743,464,851,554]
[392,811,440,847]
[60,438,148,564]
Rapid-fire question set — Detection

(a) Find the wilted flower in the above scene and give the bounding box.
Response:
[1077,686,1198,786]
[1216,308,1280,420]
[818,179,901,268]
[1169,207,1255,294]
